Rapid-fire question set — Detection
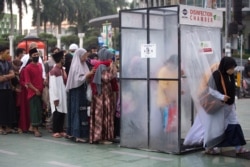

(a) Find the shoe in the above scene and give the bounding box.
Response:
[52,133,62,138]
[236,147,249,154]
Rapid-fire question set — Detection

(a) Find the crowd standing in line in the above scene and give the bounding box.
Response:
[0,43,120,145]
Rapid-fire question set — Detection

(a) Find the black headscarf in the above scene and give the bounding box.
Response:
[212,57,237,105]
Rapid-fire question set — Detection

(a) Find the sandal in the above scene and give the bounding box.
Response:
[205,148,221,155]
[65,135,74,139]
[236,147,249,154]
[99,140,113,145]
[52,133,62,138]
[0,129,7,135]
[6,129,18,134]
[34,131,42,137]
[60,132,67,137]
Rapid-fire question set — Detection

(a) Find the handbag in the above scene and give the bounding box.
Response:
[199,71,227,114]
[86,83,92,102]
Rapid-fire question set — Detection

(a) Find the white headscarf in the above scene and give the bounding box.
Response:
[66,48,90,91]
[19,54,30,72]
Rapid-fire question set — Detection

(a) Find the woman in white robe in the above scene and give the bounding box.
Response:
[184,57,248,154]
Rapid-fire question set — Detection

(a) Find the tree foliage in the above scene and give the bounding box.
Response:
[1,0,129,50]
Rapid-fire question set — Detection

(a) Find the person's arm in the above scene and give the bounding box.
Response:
[207,74,230,102]
[49,75,59,106]
[39,56,47,80]
[26,82,41,96]
[0,69,15,82]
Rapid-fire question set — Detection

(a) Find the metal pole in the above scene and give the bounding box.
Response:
[225,0,232,57]
[240,34,243,67]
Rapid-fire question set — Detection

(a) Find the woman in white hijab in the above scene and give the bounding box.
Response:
[65,48,95,142]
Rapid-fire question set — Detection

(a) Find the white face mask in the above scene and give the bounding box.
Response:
[70,51,75,56]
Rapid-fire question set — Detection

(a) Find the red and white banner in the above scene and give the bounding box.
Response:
[179,5,223,28]
[200,41,213,54]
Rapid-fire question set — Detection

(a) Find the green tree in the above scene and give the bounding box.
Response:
[61,35,78,48]
[5,0,14,35]
[30,0,41,35]
[72,0,98,33]
[94,0,116,16]
[0,0,4,20]
[38,32,56,49]
[14,0,28,35]
[41,0,76,35]
[113,0,129,10]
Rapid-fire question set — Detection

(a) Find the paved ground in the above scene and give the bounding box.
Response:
[0,98,250,167]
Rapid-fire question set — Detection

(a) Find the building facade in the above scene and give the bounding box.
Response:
[0,13,17,36]
[136,0,250,8]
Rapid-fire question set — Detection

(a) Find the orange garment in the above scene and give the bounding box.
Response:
[157,66,178,108]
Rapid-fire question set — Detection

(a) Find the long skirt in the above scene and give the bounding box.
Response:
[0,89,15,126]
[29,95,43,127]
[67,84,89,138]
[18,87,30,131]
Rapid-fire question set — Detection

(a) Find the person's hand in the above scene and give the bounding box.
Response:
[91,68,96,74]
[44,79,48,86]
[223,95,230,102]
[54,100,59,106]
[35,89,41,96]
[110,62,117,74]
[15,88,21,93]
[0,76,4,82]
[0,75,7,82]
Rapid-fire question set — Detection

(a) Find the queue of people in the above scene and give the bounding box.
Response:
[0,43,120,145]
[1,42,249,155]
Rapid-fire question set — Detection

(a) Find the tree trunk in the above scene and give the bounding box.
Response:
[18,2,22,35]
[36,0,41,35]
[10,2,14,35]
[77,17,82,34]
[58,23,62,35]
[43,20,47,33]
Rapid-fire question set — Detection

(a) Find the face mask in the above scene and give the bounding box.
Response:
[32,56,39,63]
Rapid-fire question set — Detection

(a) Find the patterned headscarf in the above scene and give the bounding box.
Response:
[93,48,114,94]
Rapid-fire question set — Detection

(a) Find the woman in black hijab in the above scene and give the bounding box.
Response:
[205,57,248,154]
